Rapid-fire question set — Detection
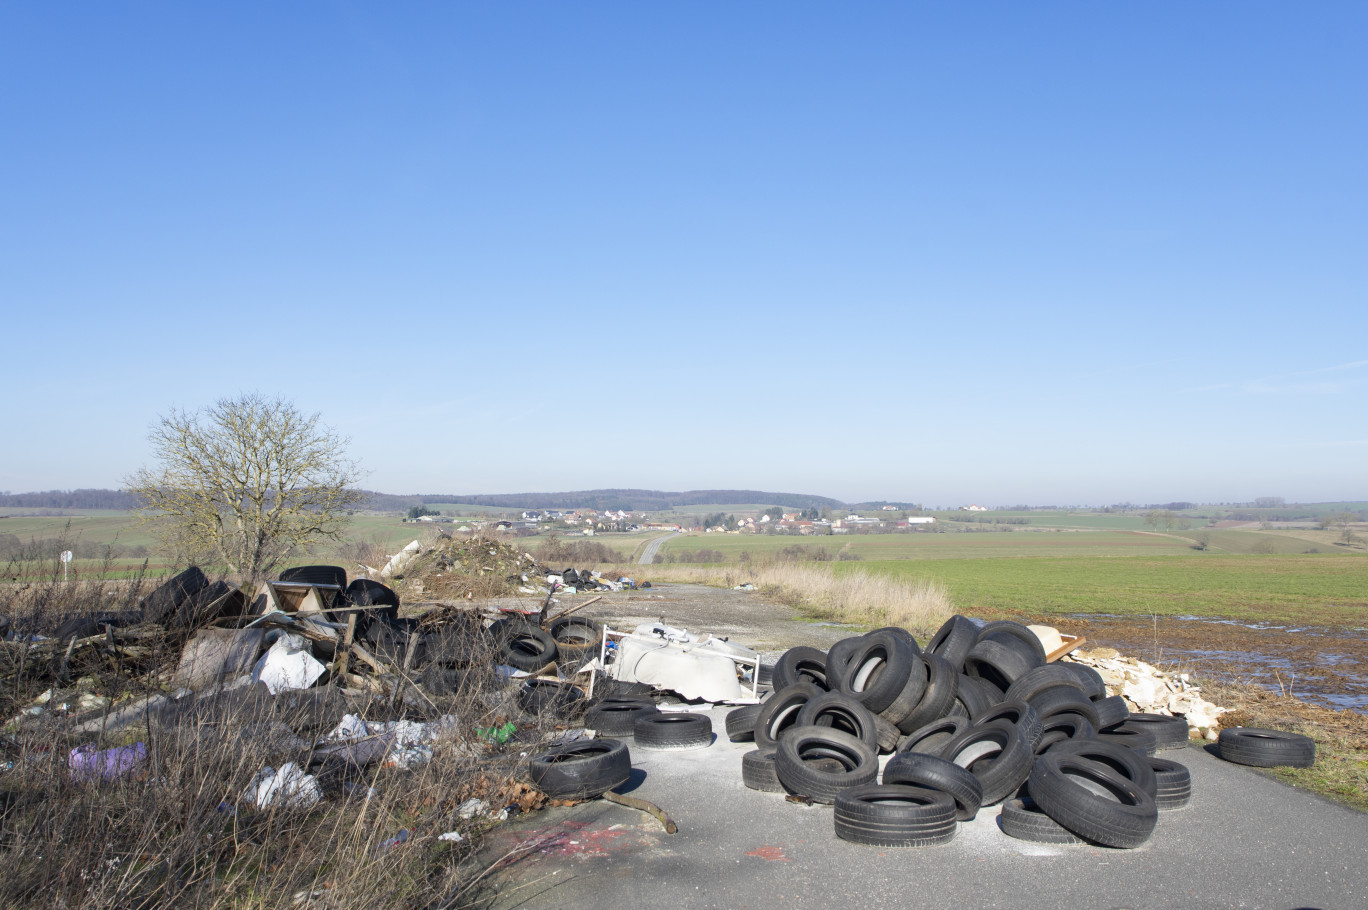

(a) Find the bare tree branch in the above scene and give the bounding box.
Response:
[125,393,365,586]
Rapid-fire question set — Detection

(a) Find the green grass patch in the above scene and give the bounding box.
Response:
[843,554,1368,627]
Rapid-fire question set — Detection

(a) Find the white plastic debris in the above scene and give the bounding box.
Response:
[439,830,464,842]
[457,798,486,819]
[251,638,326,695]
[247,762,321,809]
[381,540,423,579]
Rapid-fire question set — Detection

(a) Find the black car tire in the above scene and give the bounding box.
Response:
[833,784,957,848]
[882,751,983,821]
[584,701,658,736]
[774,725,879,804]
[528,739,631,800]
[1028,752,1158,849]
[634,712,713,750]
[927,615,978,671]
[938,718,1034,806]
[754,683,823,750]
[742,747,784,792]
[1217,728,1315,768]
[796,691,880,753]
[998,797,1084,845]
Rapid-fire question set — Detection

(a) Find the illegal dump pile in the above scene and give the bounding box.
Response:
[718,616,1315,848]
[378,533,643,601]
[0,551,652,909]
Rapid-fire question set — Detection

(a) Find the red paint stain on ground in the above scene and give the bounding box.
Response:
[745,845,789,862]
[498,820,651,860]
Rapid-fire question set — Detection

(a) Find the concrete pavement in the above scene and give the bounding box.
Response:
[477,707,1368,910]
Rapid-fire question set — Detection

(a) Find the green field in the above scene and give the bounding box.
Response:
[844,555,1368,627]
[654,527,1352,561]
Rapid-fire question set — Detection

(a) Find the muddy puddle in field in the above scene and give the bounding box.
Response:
[1055,613,1368,713]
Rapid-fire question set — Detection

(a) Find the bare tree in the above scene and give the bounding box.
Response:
[125,394,366,586]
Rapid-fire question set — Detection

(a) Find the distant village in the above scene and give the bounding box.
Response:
[402,503,996,536]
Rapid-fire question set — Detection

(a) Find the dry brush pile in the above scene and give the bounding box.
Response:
[0,545,623,910]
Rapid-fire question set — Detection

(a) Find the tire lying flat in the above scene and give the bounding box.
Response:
[833,784,957,848]
[528,739,632,799]
[633,712,713,750]
[1218,727,1316,768]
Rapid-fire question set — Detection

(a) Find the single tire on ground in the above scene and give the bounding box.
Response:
[528,738,632,799]
[774,725,879,804]
[634,712,713,750]
[882,750,984,821]
[833,784,957,848]
[1217,728,1316,768]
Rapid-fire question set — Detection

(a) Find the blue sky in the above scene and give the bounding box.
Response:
[2,3,1364,507]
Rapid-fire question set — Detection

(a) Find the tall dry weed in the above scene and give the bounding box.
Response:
[631,562,953,638]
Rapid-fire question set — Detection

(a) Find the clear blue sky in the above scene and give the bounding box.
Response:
[2,3,1364,507]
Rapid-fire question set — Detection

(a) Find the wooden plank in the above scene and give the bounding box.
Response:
[546,595,603,627]
[1046,635,1086,663]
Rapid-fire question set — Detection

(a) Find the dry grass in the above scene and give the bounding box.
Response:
[0,545,587,908]
[627,561,953,638]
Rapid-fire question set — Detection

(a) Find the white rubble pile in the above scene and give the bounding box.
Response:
[1061,642,1229,740]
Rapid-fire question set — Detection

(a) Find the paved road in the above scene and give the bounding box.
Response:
[478,724,1368,910]
[638,533,676,565]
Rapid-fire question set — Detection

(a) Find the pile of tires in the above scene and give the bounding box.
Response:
[737,615,1204,849]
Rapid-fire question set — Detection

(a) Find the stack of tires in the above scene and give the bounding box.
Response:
[733,615,1200,849]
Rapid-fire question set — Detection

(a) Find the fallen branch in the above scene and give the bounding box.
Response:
[602,789,677,834]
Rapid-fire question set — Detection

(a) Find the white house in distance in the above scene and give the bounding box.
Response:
[960,504,989,511]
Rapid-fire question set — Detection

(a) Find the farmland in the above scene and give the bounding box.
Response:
[845,554,1368,628]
